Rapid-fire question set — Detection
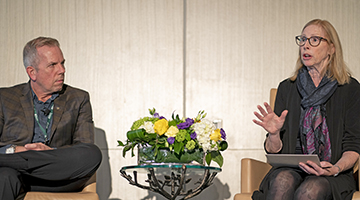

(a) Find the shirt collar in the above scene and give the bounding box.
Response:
[31,88,59,104]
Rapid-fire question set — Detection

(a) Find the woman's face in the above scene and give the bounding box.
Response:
[300,24,334,71]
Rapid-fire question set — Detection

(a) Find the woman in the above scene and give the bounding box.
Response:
[252,19,360,200]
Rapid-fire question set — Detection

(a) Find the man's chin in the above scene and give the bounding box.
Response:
[54,84,64,92]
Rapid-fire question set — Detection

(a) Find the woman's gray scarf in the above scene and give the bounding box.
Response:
[297,66,337,161]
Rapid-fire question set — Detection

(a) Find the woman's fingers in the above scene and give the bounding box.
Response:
[254,111,264,121]
[257,104,267,116]
[264,102,273,113]
[279,110,288,121]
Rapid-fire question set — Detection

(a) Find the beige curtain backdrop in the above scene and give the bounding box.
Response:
[1,0,359,199]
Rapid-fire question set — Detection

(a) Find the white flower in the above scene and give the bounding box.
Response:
[192,119,216,152]
[139,121,155,133]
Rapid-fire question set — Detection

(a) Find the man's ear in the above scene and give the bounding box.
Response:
[26,66,37,81]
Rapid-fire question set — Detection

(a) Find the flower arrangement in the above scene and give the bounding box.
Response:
[118,108,228,167]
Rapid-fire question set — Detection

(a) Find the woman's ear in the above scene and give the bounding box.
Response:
[330,43,335,55]
[26,66,37,81]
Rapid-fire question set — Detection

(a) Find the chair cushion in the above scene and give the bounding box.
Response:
[234,193,252,200]
[24,183,98,200]
[24,191,98,200]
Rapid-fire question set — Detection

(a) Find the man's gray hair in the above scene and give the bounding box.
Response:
[23,37,60,69]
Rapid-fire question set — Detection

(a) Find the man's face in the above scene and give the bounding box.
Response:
[31,45,65,96]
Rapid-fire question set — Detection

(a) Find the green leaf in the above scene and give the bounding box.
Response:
[122,145,132,157]
[185,133,191,141]
[205,153,212,165]
[152,148,204,164]
[157,137,167,143]
[179,149,204,164]
[130,143,137,157]
[127,129,146,141]
[144,133,157,142]
[149,108,156,115]
[202,113,207,119]
[154,147,159,156]
[168,120,177,127]
[156,143,166,150]
[118,140,125,146]
[211,151,223,167]
[174,142,184,155]
[148,140,156,146]
[219,141,228,151]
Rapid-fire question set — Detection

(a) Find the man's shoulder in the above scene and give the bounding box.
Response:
[59,84,90,99]
[0,82,29,96]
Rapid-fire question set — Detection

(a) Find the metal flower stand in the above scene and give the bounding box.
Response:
[120,164,221,200]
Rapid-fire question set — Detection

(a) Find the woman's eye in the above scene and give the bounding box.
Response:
[312,37,319,42]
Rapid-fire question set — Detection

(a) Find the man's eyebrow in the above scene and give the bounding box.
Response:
[47,59,65,67]
[48,62,57,66]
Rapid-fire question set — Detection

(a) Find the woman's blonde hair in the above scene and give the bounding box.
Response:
[290,19,350,85]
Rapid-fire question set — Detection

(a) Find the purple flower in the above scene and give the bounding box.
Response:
[190,132,197,140]
[220,128,226,140]
[153,113,166,120]
[177,118,194,129]
[153,112,160,118]
[167,137,175,145]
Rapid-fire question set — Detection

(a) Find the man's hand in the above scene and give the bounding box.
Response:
[15,143,53,152]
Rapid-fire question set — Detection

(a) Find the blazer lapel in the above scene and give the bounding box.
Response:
[20,83,35,136]
[49,89,66,142]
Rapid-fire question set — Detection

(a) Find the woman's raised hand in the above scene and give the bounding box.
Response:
[253,102,288,135]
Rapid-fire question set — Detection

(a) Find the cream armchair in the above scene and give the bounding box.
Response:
[233,89,360,200]
[23,173,98,200]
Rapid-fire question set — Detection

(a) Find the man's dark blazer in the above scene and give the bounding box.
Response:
[0,81,94,148]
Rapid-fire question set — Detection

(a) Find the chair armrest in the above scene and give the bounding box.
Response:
[23,173,98,200]
[241,158,272,194]
[82,173,97,192]
[82,182,97,193]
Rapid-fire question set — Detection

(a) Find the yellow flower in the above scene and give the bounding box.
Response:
[165,126,179,137]
[153,119,169,136]
[210,129,221,142]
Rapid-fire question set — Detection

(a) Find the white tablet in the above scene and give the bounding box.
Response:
[266,154,321,167]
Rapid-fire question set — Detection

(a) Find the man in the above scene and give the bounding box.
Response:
[0,37,102,199]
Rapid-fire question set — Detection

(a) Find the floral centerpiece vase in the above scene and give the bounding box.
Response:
[118,108,228,167]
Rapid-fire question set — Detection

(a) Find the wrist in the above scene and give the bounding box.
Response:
[5,145,17,154]
[266,136,282,153]
[267,132,281,142]
[333,164,341,177]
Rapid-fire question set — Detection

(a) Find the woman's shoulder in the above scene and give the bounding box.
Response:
[277,78,297,91]
[349,77,360,86]
[339,77,360,90]
[335,77,360,101]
